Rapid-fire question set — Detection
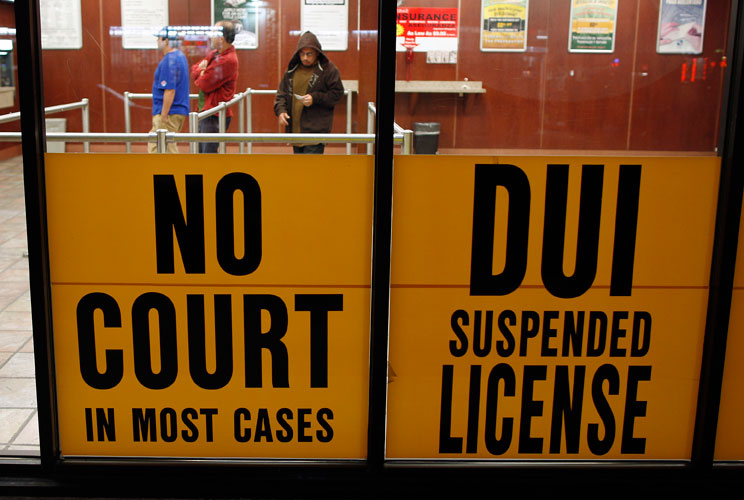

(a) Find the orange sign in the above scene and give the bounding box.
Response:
[387,156,719,460]
[45,154,373,458]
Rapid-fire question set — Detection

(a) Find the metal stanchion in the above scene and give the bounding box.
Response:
[246,90,253,154]
[156,128,167,153]
[402,130,413,155]
[239,91,245,154]
[82,98,90,153]
[367,102,375,155]
[124,92,131,153]
[346,90,352,155]
[218,102,226,154]
[189,112,199,154]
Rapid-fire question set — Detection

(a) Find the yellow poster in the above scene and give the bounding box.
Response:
[387,156,720,460]
[45,154,373,459]
[481,0,529,52]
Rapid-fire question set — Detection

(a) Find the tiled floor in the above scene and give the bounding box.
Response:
[0,155,39,456]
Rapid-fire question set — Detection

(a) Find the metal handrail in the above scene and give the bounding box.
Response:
[244,88,357,155]
[0,98,90,152]
[366,101,413,155]
[124,92,199,153]
[0,131,409,154]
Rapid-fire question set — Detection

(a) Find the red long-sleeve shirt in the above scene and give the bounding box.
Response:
[191,46,239,117]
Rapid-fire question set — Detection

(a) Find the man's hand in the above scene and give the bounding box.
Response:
[279,112,290,126]
[301,94,313,107]
[198,59,208,70]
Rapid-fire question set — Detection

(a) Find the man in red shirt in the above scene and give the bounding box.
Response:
[191,21,238,153]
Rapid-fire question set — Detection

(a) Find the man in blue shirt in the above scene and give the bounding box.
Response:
[149,27,190,153]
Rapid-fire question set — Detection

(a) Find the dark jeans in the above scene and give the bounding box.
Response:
[198,115,231,153]
[293,144,325,154]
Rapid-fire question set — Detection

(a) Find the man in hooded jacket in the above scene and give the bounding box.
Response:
[274,32,344,154]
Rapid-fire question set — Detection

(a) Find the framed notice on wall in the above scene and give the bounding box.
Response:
[568,0,618,53]
[657,0,706,54]
[40,0,82,50]
[301,0,348,52]
[396,7,458,54]
[121,0,169,50]
[212,0,259,49]
[480,0,529,52]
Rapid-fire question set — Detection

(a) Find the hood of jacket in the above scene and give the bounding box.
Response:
[286,31,330,71]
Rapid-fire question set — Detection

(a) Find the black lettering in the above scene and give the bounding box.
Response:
[154,174,205,274]
[473,311,493,357]
[541,311,559,357]
[255,408,274,442]
[519,310,540,356]
[621,366,651,454]
[298,408,312,442]
[85,408,94,441]
[550,366,585,454]
[77,293,123,389]
[610,165,641,296]
[610,311,628,357]
[295,294,343,388]
[276,408,294,442]
[439,365,462,453]
[518,365,546,454]
[187,294,233,390]
[450,310,469,357]
[496,310,516,357]
[181,407,199,442]
[470,164,531,296]
[132,408,157,442]
[631,312,652,356]
[159,408,177,442]
[485,363,515,455]
[541,165,603,298]
[132,293,178,390]
[215,172,262,275]
[588,364,619,455]
[586,311,607,357]
[562,311,585,357]
[201,408,217,442]
[317,408,334,442]
[466,365,481,453]
[244,295,289,388]
[234,408,251,442]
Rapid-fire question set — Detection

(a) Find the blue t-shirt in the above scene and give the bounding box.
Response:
[152,50,190,116]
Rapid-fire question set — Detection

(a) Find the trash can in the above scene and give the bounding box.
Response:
[413,122,440,154]
[45,117,66,153]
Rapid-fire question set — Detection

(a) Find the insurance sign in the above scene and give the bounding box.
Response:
[45,154,373,459]
[386,156,719,460]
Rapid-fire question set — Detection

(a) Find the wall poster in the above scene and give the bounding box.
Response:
[40,0,83,50]
[121,0,169,50]
[480,0,529,52]
[212,0,259,49]
[301,0,348,52]
[568,0,618,53]
[396,7,458,55]
[657,0,706,54]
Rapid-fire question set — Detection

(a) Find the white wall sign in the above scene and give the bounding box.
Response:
[301,0,348,51]
[40,0,82,50]
[121,0,169,50]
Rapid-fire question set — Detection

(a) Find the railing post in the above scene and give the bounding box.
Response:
[402,129,413,155]
[346,90,352,155]
[366,102,374,155]
[246,90,253,154]
[218,102,226,154]
[82,97,90,153]
[239,91,245,154]
[189,112,199,154]
[156,128,167,153]
[124,92,131,153]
